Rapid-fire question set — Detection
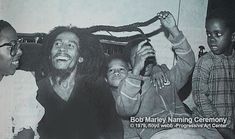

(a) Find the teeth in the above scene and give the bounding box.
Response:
[12,61,19,65]
[211,45,218,49]
[56,56,69,60]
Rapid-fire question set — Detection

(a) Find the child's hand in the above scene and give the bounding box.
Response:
[158,11,176,29]
[157,11,180,37]
[151,64,170,89]
[132,41,155,75]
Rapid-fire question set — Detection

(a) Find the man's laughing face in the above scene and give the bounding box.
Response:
[51,31,79,72]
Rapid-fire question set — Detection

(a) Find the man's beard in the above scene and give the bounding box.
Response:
[50,64,77,85]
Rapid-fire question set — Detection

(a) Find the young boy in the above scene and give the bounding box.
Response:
[192,8,235,139]
[106,54,132,139]
[106,54,129,99]
[106,54,172,139]
[113,11,209,139]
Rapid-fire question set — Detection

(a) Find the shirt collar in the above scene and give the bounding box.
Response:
[213,49,235,60]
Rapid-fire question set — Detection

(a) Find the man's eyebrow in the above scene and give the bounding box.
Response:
[54,39,62,41]
[54,39,78,45]
[69,40,78,45]
[69,40,79,46]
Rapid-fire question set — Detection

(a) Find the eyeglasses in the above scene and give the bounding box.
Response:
[0,39,22,57]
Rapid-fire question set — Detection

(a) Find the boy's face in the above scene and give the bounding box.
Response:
[51,32,79,71]
[206,18,234,56]
[107,58,128,88]
[0,27,22,76]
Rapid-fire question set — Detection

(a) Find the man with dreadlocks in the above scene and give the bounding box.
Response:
[36,26,123,139]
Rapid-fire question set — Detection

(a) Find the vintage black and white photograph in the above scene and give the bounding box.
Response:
[0,0,235,139]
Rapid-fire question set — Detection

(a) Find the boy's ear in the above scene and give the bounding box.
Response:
[231,32,235,42]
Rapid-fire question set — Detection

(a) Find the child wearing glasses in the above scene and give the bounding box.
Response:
[0,20,44,139]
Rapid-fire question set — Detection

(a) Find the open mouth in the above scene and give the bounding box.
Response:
[11,60,19,67]
[55,55,70,61]
[210,45,219,51]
